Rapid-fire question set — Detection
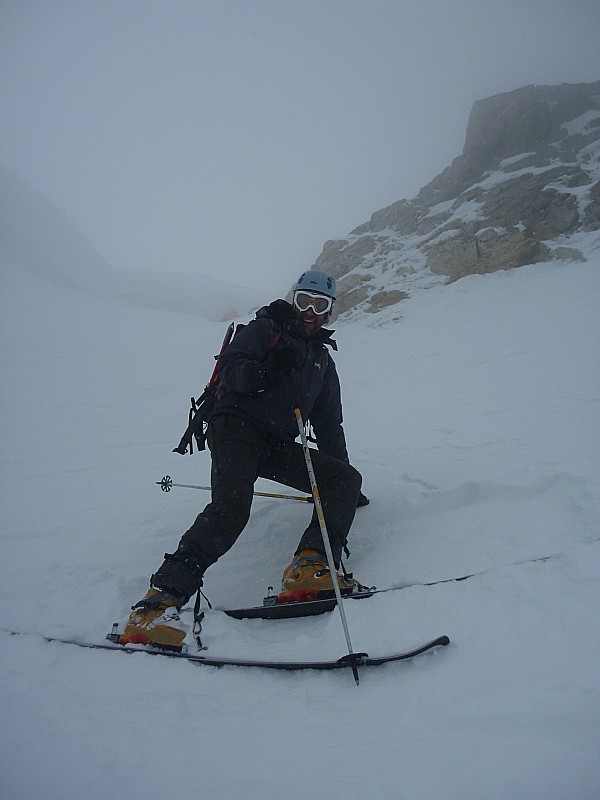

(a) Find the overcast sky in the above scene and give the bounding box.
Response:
[1,1,599,293]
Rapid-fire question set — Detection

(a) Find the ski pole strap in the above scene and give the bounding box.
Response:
[193,588,212,616]
[192,589,212,651]
[192,610,205,650]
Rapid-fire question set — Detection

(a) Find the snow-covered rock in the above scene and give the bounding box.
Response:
[311,81,600,315]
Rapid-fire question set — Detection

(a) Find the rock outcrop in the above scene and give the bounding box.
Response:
[307,81,600,317]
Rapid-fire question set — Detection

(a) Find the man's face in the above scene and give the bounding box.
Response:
[294,304,328,336]
[292,290,333,337]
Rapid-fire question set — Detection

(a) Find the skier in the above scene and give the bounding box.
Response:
[120,269,369,649]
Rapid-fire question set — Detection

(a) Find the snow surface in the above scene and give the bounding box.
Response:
[1,241,600,799]
[0,164,267,320]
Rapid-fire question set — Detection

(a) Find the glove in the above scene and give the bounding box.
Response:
[357,491,370,507]
[265,346,300,387]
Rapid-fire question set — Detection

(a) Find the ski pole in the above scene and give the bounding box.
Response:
[294,407,362,686]
[157,475,313,503]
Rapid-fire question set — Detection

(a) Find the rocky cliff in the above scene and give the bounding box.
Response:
[309,81,600,317]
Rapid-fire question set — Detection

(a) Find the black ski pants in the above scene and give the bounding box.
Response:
[177,413,362,585]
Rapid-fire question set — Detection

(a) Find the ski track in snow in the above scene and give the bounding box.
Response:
[1,257,599,800]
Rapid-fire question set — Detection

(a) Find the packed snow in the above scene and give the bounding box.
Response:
[1,232,599,798]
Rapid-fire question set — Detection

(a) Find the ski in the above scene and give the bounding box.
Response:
[221,589,376,620]
[216,571,486,621]
[2,629,449,672]
[217,570,481,619]
[219,552,567,620]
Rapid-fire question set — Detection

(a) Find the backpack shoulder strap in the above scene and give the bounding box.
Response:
[266,318,282,351]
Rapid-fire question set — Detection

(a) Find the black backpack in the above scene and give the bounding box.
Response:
[172,318,283,454]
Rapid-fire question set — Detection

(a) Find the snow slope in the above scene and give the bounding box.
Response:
[0,164,268,320]
[1,244,599,799]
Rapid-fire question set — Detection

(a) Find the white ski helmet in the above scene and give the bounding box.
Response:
[293,269,336,300]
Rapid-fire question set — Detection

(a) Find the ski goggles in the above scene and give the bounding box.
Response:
[293,290,334,315]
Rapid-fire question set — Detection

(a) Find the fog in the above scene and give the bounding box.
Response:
[1,0,599,292]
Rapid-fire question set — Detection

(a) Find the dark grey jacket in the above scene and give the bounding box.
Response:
[212,300,349,461]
